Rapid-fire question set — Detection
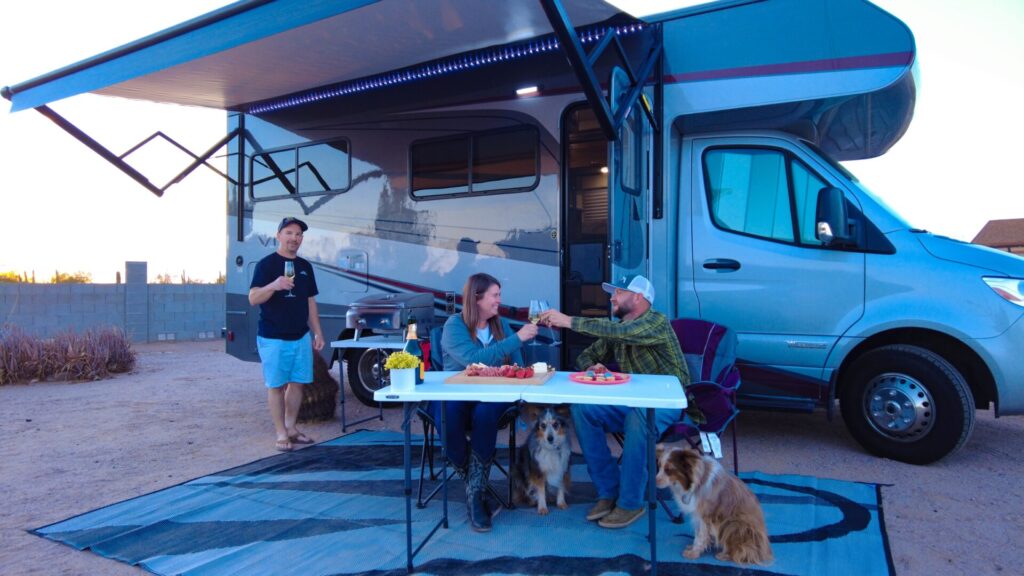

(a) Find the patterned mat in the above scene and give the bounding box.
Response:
[33,430,894,575]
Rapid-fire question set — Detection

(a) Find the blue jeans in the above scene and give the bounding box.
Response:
[571,404,682,510]
[430,401,512,467]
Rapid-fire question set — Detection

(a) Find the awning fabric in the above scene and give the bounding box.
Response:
[5,0,622,113]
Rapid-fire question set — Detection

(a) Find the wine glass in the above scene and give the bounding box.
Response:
[283,261,296,298]
[537,300,559,344]
[528,300,542,346]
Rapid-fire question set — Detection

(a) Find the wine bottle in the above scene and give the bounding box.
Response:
[403,315,425,384]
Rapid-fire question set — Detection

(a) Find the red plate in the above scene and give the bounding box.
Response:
[569,371,630,385]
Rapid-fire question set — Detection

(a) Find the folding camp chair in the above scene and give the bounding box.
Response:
[663,317,741,475]
[415,326,519,509]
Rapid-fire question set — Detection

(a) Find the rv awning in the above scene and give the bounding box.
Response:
[4,0,623,113]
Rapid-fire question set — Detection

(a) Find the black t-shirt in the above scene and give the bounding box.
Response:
[250,252,319,340]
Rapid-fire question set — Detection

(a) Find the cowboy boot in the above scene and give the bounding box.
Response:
[466,451,491,532]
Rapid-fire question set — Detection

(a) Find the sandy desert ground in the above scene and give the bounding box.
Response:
[1,340,1022,575]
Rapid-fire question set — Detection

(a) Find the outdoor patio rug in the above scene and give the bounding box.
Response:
[33,430,894,576]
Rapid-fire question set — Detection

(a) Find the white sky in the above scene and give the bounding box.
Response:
[1,0,1023,283]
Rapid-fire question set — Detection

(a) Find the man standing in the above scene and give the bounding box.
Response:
[249,217,325,452]
[540,275,702,528]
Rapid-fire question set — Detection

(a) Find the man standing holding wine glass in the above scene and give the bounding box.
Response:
[249,217,325,452]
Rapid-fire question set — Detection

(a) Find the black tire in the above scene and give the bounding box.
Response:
[839,344,975,465]
[345,348,401,408]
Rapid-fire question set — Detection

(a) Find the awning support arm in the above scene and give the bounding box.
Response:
[539,0,662,141]
[539,0,617,140]
[32,104,238,197]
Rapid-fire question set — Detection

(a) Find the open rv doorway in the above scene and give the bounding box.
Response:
[561,105,610,366]
[561,99,652,368]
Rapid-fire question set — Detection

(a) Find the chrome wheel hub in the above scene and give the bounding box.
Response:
[863,372,934,442]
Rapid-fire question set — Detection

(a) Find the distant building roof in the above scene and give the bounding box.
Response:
[972,218,1024,248]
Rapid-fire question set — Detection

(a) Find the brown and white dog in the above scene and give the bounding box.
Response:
[655,445,773,566]
[512,404,572,515]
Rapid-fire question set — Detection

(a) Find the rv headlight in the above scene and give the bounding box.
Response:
[983,277,1024,308]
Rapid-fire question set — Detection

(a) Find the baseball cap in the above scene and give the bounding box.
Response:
[602,275,655,305]
[278,217,308,232]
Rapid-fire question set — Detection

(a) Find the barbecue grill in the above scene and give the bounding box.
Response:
[345,292,435,337]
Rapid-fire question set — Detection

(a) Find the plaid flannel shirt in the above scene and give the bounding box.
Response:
[572,309,704,424]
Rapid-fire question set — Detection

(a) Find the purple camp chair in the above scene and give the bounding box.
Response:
[663,318,741,474]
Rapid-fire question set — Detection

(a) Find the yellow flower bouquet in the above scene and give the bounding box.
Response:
[384,351,421,371]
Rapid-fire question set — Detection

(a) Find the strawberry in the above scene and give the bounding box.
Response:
[515,368,527,379]
[524,367,534,378]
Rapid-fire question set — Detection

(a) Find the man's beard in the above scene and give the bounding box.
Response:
[612,301,631,320]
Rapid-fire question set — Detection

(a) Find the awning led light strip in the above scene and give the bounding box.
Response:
[247,22,645,114]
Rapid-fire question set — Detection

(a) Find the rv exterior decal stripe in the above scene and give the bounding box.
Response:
[317,263,528,322]
[665,51,913,83]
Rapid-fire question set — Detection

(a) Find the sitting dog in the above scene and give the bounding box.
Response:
[655,445,773,566]
[512,404,572,515]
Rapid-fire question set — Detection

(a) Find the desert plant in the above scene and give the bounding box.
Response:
[50,271,91,284]
[96,327,136,373]
[0,325,135,384]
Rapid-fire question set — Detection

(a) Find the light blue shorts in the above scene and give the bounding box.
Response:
[257,333,313,388]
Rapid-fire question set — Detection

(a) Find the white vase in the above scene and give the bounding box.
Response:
[390,368,416,392]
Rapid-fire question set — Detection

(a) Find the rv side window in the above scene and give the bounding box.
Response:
[705,149,794,242]
[252,150,296,199]
[411,137,470,197]
[411,126,538,198]
[472,129,537,192]
[298,142,351,194]
[250,139,350,200]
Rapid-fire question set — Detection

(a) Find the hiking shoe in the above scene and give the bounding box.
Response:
[586,499,616,521]
[598,506,645,529]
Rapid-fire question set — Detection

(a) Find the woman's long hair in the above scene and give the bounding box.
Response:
[461,273,507,346]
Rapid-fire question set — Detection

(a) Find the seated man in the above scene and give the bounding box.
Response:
[540,275,703,529]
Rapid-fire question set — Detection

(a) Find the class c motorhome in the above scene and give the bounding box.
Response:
[6,0,1024,464]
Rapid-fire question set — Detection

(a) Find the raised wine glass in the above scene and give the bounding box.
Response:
[528,299,542,346]
[537,299,558,344]
[284,261,296,298]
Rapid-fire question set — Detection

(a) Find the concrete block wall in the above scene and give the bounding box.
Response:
[0,261,225,343]
[148,284,224,342]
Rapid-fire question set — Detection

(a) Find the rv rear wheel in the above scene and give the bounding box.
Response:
[345,348,399,408]
[840,344,975,465]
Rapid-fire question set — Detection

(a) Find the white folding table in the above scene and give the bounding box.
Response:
[374,370,687,575]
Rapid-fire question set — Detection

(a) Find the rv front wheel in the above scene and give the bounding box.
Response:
[840,344,975,465]
[345,348,399,408]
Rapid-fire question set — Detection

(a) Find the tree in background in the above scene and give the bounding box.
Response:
[0,271,22,283]
[214,272,226,284]
[155,273,175,284]
[51,271,91,284]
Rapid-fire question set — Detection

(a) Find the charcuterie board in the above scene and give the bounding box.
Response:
[444,370,554,386]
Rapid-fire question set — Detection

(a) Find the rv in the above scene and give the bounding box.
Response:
[6,0,1023,464]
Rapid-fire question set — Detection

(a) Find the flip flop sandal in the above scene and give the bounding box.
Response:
[289,433,315,445]
[275,439,293,452]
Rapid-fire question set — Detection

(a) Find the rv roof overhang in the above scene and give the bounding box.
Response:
[4,0,624,113]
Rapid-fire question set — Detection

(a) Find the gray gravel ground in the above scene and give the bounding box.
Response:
[0,340,1021,575]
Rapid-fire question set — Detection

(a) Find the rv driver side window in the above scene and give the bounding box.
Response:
[705,149,794,242]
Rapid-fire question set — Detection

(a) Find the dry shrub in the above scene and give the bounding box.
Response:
[0,325,135,384]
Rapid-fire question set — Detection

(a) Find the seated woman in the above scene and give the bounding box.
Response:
[437,272,537,532]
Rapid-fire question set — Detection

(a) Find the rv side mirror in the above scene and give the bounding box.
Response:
[815,187,853,247]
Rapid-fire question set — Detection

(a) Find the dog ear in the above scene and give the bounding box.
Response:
[656,443,666,463]
[520,403,541,424]
[554,403,571,418]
